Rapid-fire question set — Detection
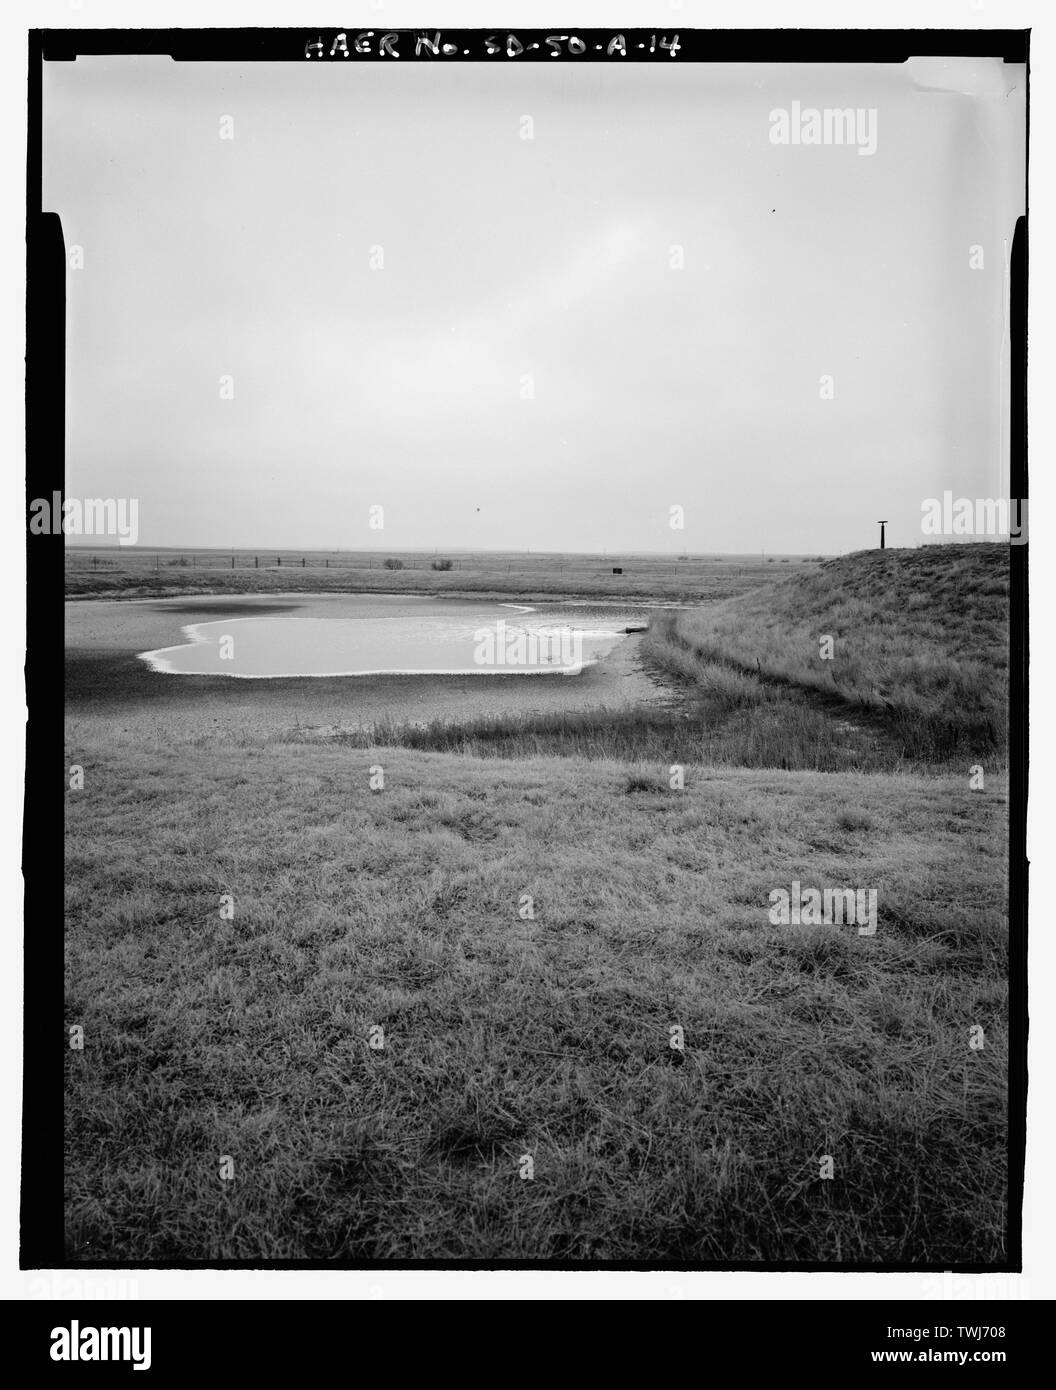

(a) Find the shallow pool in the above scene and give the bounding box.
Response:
[139,609,630,677]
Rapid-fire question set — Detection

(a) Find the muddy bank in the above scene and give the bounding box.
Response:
[65,593,676,745]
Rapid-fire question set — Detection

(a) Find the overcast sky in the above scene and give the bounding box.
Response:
[43,54,1025,553]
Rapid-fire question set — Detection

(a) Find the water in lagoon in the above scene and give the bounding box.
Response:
[139,607,631,677]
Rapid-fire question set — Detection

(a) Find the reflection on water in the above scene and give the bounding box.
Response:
[139,611,629,677]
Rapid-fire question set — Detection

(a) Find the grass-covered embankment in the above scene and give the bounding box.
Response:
[647,545,1009,765]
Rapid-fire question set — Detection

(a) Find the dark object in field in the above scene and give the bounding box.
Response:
[151,602,300,617]
[612,567,623,574]
[624,772,665,794]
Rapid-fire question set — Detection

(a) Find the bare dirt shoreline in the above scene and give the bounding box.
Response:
[66,592,677,744]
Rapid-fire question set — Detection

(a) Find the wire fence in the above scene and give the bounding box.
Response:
[64,549,816,576]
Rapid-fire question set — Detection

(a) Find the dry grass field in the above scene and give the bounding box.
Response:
[64,545,1010,1263]
[65,546,812,604]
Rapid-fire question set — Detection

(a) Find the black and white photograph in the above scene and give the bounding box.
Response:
[17,12,1036,1304]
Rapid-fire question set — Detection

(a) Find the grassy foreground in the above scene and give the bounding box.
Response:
[65,742,1007,1263]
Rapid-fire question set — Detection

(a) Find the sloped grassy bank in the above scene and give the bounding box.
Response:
[648,545,1009,766]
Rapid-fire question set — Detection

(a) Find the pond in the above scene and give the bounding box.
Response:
[138,604,634,677]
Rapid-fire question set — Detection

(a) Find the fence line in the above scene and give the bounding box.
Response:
[65,553,797,574]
